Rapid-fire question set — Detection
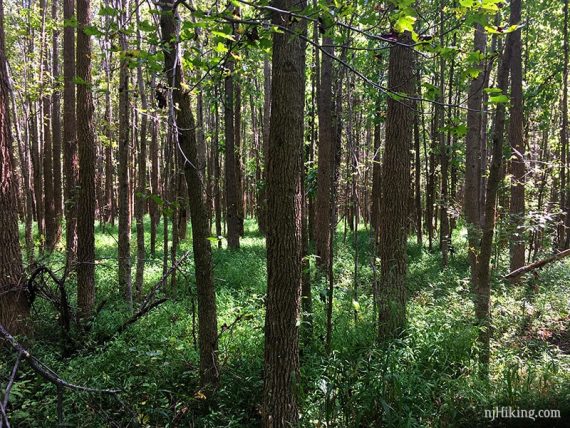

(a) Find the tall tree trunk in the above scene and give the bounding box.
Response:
[378,33,414,341]
[63,0,78,268]
[118,0,132,306]
[160,0,219,388]
[40,0,57,251]
[258,58,271,236]
[213,89,222,248]
[234,82,244,235]
[560,0,569,248]
[370,97,382,244]
[0,0,29,333]
[438,7,449,266]
[477,30,514,376]
[76,0,97,318]
[224,58,240,248]
[134,5,148,300]
[509,0,526,271]
[315,9,334,272]
[52,0,63,238]
[262,0,307,424]
[465,24,486,294]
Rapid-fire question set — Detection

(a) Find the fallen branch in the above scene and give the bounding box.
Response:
[96,298,169,345]
[0,324,119,394]
[140,249,192,310]
[504,248,570,280]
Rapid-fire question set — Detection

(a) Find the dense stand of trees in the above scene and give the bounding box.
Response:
[1,0,570,425]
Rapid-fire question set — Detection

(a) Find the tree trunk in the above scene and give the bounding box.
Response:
[52,0,63,238]
[134,5,147,300]
[560,0,569,248]
[160,0,219,388]
[509,0,526,271]
[262,0,307,424]
[476,31,514,376]
[465,24,486,293]
[63,0,78,268]
[224,59,240,249]
[76,0,97,318]
[315,10,334,272]
[378,33,414,341]
[0,0,29,333]
[118,0,132,306]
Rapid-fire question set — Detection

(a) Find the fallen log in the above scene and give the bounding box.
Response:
[504,248,570,280]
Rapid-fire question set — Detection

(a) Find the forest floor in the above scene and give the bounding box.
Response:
[3,219,570,427]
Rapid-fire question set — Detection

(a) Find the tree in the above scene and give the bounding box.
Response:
[225,55,241,249]
[160,0,219,388]
[63,0,78,268]
[464,24,486,296]
[0,0,29,333]
[377,32,414,341]
[76,0,97,318]
[508,0,525,272]
[118,0,132,305]
[262,0,307,424]
[315,4,335,272]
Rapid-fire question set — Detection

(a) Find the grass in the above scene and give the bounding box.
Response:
[4,217,570,427]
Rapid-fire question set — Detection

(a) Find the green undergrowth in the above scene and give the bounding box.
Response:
[4,219,569,427]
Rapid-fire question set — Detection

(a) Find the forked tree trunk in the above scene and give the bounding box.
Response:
[160,0,219,388]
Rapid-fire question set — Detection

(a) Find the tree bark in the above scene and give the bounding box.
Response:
[0,0,29,333]
[262,0,307,425]
[76,0,97,318]
[224,58,240,249]
[63,0,78,268]
[378,33,414,341]
[118,0,132,306]
[315,9,334,272]
[160,0,219,388]
[508,0,526,272]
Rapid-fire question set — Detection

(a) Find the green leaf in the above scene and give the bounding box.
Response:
[394,15,416,33]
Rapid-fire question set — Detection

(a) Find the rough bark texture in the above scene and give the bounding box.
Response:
[315,16,334,272]
[63,0,78,267]
[118,0,132,305]
[465,25,486,292]
[160,0,219,388]
[477,33,514,375]
[52,0,63,237]
[134,5,147,300]
[224,60,240,249]
[262,0,306,425]
[76,0,97,318]
[378,34,414,341]
[508,0,526,272]
[0,0,29,333]
[370,96,382,244]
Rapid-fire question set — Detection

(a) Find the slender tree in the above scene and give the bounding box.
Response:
[160,0,219,388]
[509,0,525,272]
[63,0,78,267]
